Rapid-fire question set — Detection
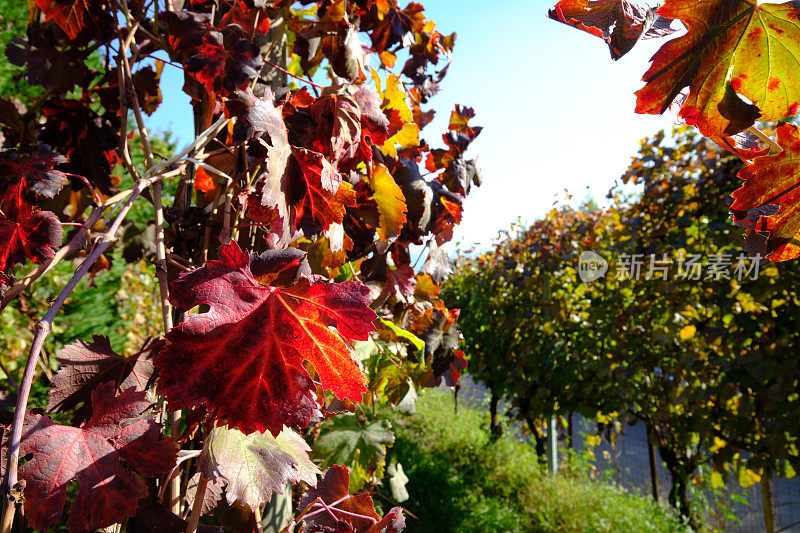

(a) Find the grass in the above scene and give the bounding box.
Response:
[382,389,690,532]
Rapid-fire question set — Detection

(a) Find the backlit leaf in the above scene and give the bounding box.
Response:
[198,425,319,509]
[635,1,800,138]
[156,241,376,436]
[731,123,800,261]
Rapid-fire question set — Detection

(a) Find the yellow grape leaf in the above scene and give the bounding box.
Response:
[636,1,800,138]
[370,165,407,241]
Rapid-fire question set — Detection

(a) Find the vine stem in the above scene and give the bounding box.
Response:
[0,74,227,533]
[0,173,158,531]
[0,207,102,312]
[261,58,324,89]
[185,473,208,533]
[157,450,202,504]
[118,24,185,512]
[152,179,183,513]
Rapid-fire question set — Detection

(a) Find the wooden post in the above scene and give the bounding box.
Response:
[547,416,558,476]
[646,424,660,502]
[762,466,776,533]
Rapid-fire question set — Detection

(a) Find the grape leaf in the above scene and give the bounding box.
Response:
[290,147,356,237]
[47,335,161,419]
[370,508,406,533]
[185,472,225,516]
[315,415,395,491]
[0,145,68,210]
[363,2,425,54]
[635,0,800,138]
[0,209,62,274]
[410,302,466,387]
[376,318,425,356]
[36,0,88,40]
[198,425,319,509]
[186,27,262,96]
[19,382,177,532]
[39,98,120,195]
[548,0,676,60]
[311,92,362,163]
[731,122,800,261]
[247,90,292,227]
[386,266,417,304]
[219,4,271,36]
[299,465,380,531]
[299,465,406,533]
[250,247,311,288]
[370,165,407,244]
[156,241,376,436]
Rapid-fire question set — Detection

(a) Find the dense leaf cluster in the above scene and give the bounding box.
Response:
[0,0,481,531]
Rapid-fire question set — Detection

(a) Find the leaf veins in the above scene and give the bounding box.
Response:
[155,241,376,436]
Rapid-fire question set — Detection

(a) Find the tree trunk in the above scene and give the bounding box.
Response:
[489,391,502,438]
[527,417,546,459]
[659,446,696,527]
[646,424,660,503]
[762,466,776,533]
[668,475,691,522]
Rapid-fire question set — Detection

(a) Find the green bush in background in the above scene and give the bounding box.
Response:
[384,389,690,533]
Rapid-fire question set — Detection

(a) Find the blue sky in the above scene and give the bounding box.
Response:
[147,0,678,251]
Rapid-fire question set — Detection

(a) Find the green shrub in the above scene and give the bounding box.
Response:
[383,389,690,533]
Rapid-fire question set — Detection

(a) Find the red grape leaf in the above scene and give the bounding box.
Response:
[369,508,406,533]
[731,122,800,261]
[155,241,375,436]
[432,195,462,245]
[299,465,380,532]
[132,65,163,116]
[36,0,88,40]
[0,144,68,212]
[0,208,62,274]
[364,2,425,54]
[198,425,319,509]
[186,28,262,96]
[290,147,357,237]
[250,247,311,288]
[635,1,800,138]
[219,4,271,35]
[39,98,120,195]
[299,465,406,532]
[160,10,213,62]
[311,92,362,163]
[354,87,390,134]
[47,335,161,419]
[19,382,177,531]
[387,266,416,304]
[548,0,676,59]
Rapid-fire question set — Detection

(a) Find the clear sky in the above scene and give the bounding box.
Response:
[147,1,679,251]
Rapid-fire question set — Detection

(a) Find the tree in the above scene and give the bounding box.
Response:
[445,126,800,525]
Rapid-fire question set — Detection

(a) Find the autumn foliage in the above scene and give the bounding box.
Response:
[550,0,800,261]
[0,0,480,531]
